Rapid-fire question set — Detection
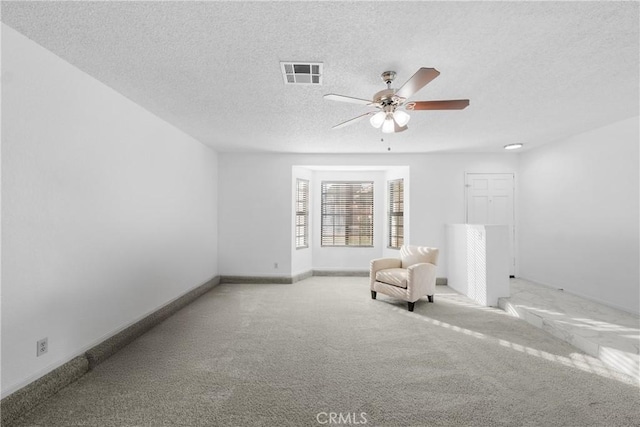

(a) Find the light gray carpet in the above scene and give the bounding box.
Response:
[11,277,640,426]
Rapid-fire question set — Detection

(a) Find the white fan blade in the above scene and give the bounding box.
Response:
[324,94,373,105]
[331,112,373,129]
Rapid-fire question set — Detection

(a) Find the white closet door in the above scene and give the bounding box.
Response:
[466,173,515,276]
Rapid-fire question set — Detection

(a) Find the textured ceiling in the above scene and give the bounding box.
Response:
[2,1,638,154]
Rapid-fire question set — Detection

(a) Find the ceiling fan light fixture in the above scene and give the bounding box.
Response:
[393,110,411,127]
[381,117,395,134]
[370,111,386,128]
[504,143,524,150]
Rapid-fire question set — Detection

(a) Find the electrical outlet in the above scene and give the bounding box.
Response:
[37,338,48,357]
[274,262,278,269]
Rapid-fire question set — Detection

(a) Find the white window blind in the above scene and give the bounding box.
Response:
[296,179,309,249]
[388,179,404,249]
[321,181,374,247]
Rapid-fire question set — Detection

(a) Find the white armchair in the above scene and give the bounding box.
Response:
[370,245,439,311]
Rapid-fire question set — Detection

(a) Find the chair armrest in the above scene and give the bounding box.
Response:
[407,262,437,301]
[370,258,402,288]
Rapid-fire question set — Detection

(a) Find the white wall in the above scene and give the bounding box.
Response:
[218,154,293,277]
[1,25,219,396]
[218,153,518,277]
[518,116,639,314]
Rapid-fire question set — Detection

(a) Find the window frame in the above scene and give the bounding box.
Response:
[295,178,309,249]
[320,181,374,248]
[387,178,404,249]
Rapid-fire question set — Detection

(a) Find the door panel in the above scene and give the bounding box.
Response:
[492,195,510,224]
[470,196,489,224]
[473,179,489,190]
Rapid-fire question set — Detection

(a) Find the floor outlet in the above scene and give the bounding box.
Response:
[37,338,48,357]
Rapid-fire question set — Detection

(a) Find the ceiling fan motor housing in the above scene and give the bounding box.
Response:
[373,89,396,106]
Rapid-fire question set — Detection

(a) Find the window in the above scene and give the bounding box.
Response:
[295,179,309,249]
[321,181,374,247]
[388,179,404,249]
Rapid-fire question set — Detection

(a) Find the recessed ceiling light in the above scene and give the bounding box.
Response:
[504,143,523,150]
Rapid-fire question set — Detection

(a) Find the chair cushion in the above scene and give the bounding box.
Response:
[401,245,439,268]
[375,268,408,289]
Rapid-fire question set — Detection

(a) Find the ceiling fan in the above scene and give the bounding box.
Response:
[324,68,469,133]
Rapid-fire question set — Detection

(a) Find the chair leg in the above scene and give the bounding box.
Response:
[428,295,434,303]
[407,301,415,312]
[371,291,377,300]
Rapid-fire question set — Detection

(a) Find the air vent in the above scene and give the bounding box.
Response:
[280,62,323,85]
